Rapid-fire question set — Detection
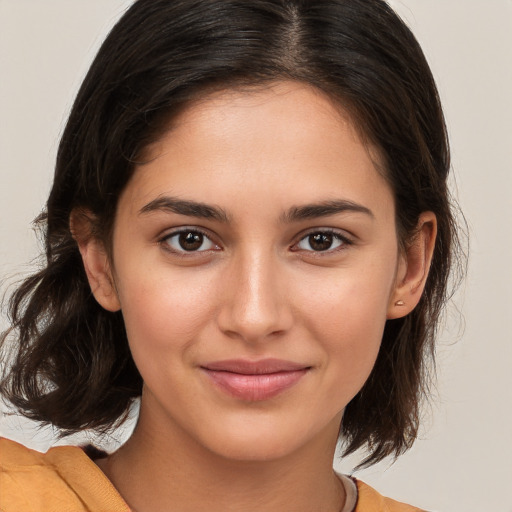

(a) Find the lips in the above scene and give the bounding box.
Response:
[201,359,310,401]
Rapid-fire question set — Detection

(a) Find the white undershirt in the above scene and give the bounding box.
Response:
[338,474,358,512]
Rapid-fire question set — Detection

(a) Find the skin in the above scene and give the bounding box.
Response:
[76,81,436,512]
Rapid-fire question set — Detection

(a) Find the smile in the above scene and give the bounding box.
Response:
[201,359,310,401]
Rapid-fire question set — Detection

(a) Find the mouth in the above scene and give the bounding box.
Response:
[200,359,311,401]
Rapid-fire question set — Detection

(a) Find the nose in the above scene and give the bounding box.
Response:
[216,250,293,343]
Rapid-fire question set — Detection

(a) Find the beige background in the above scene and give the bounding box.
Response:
[1,1,511,510]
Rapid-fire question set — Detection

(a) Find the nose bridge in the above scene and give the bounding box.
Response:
[218,245,291,342]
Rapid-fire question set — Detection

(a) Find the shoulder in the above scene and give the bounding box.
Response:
[354,478,427,512]
[0,437,129,512]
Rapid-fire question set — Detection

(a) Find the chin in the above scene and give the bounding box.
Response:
[196,414,339,464]
[209,436,301,463]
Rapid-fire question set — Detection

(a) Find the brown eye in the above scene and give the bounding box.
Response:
[179,231,204,251]
[308,233,333,251]
[163,230,217,253]
[296,231,347,252]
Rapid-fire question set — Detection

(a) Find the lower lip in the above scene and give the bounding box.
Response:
[202,369,308,401]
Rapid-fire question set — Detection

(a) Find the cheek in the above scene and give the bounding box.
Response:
[115,268,218,360]
[295,263,394,394]
[299,262,393,338]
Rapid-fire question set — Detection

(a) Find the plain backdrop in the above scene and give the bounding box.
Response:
[1,1,511,511]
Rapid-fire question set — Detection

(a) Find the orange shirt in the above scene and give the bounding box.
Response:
[0,438,424,511]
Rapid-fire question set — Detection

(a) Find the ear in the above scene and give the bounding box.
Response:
[70,209,121,312]
[387,212,437,319]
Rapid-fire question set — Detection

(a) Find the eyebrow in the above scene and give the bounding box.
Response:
[139,196,230,222]
[281,199,374,223]
[139,196,373,224]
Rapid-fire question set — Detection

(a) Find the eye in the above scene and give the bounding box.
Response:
[162,229,219,253]
[295,230,349,252]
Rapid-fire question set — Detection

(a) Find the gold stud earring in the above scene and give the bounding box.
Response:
[394,300,405,306]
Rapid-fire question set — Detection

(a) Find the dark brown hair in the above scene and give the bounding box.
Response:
[1,0,462,466]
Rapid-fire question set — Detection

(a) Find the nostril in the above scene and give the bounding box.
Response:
[217,301,292,343]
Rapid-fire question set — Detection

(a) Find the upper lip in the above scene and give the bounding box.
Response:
[201,359,310,375]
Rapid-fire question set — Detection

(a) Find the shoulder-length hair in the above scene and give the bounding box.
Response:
[1,0,462,467]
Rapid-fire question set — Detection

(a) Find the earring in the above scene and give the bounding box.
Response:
[394,300,405,306]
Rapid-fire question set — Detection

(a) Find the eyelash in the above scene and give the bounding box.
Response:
[291,229,353,255]
[159,227,220,256]
[158,227,353,256]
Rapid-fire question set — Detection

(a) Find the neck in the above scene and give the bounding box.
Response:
[97,405,345,512]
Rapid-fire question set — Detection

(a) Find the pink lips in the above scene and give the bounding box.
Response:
[201,359,309,401]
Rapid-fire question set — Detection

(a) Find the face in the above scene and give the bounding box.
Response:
[89,82,410,462]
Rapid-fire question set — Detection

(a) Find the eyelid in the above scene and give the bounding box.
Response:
[290,228,354,253]
[158,226,221,255]
[157,225,353,256]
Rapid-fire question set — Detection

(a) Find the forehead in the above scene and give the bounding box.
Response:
[140,81,380,165]
[119,81,392,219]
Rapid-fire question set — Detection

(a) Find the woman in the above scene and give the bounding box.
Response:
[0,1,460,510]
